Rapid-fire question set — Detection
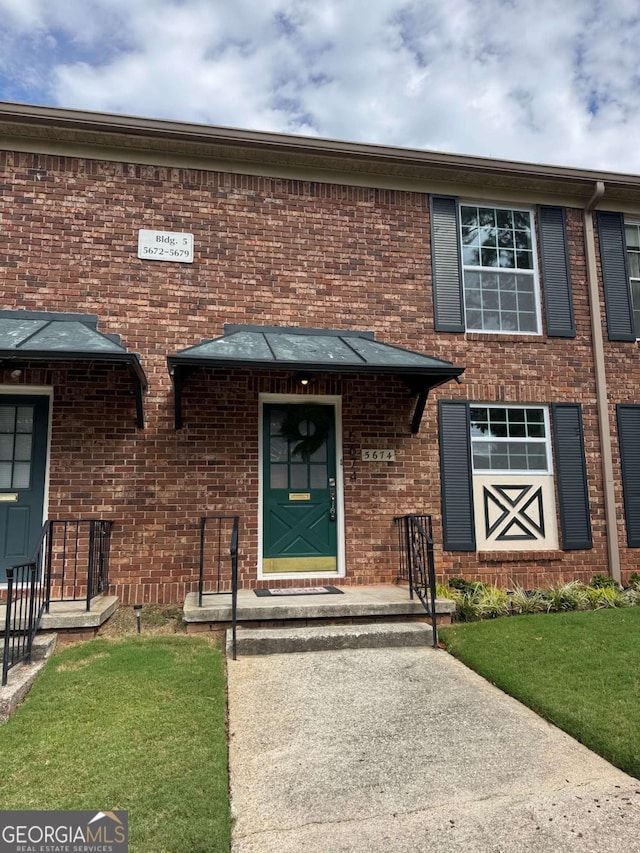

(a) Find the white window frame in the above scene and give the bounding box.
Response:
[624,218,640,340]
[459,201,542,335]
[470,404,551,475]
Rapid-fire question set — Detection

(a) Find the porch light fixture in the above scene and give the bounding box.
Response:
[296,371,312,386]
[133,603,142,633]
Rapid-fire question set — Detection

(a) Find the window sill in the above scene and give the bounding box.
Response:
[465,333,547,344]
[478,549,563,563]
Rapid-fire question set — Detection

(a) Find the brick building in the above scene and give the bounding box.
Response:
[0,102,638,605]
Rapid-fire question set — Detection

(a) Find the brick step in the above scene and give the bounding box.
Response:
[226,621,434,656]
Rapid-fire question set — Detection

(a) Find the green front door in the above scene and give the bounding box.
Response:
[0,396,49,584]
[263,403,338,574]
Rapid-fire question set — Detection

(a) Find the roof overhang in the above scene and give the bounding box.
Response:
[0,310,148,428]
[3,101,640,207]
[168,324,464,432]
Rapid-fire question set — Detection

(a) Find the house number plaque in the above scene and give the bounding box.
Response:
[137,229,194,263]
[361,449,396,462]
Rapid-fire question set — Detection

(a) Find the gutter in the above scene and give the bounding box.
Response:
[583,180,621,582]
[4,100,640,192]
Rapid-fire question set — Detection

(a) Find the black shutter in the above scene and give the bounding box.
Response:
[616,405,640,547]
[438,400,475,550]
[430,196,464,332]
[552,404,592,549]
[596,211,636,341]
[538,206,575,337]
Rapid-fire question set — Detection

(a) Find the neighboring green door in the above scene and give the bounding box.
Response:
[0,396,49,584]
[263,403,338,574]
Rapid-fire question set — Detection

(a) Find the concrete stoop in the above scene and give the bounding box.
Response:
[0,633,56,723]
[227,621,434,656]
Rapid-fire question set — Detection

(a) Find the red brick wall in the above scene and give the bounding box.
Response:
[0,150,630,598]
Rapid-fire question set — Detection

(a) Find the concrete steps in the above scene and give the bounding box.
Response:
[227,621,435,656]
[185,585,456,633]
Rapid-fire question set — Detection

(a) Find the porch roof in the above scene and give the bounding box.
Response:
[168,324,464,432]
[0,310,148,428]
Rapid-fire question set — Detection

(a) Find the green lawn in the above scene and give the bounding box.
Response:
[440,607,640,779]
[0,635,230,853]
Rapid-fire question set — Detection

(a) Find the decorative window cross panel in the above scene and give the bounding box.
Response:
[483,483,545,542]
[470,405,558,551]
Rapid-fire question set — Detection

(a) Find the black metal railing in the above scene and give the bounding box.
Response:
[394,514,438,648]
[45,519,113,611]
[198,515,240,659]
[2,524,50,686]
[2,519,114,686]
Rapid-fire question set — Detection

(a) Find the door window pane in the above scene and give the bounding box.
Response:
[14,434,32,461]
[270,465,288,490]
[269,410,285,435]
[310,466,328,489]
[16,407,34,433]
[270,436,288,463]
[0,462,11,488]
[0,435,13,461]
[12,462,31,489]
[299,419,316,437]
[290,465,308,489]
[0,407,15,433]
[310,442,327,462]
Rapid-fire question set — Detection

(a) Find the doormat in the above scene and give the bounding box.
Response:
[254,586,344,597]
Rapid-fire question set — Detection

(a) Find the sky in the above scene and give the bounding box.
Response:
[1,0,640,173]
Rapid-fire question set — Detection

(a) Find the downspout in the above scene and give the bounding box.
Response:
[583,180,621,582]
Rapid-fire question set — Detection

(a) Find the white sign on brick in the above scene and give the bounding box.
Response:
[137,230,194,263]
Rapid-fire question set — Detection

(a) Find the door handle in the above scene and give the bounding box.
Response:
[329,478,336,522]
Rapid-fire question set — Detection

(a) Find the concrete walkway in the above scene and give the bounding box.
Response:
[227,647,640,853]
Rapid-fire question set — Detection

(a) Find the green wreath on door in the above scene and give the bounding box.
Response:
[279,405,331,462]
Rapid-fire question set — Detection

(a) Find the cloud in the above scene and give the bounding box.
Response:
[1,0,640,171]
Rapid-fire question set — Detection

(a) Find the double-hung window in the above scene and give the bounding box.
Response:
[460,204,541,334]
[624,221,640,337]
[469,405,550,473]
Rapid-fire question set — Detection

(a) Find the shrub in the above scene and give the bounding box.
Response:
[455,591,482,622]
[476,585,510,619]
[629,572,640,589]
[436,582,455,599]
[624,587,640,606]
[509,585,546,615]
[590,572,620,589]
[543,581,590,613]
[441,575,640,622]
[586,585,631,609]
[448,577,486,594]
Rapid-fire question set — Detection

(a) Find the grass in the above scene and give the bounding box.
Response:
[440,607,640,779]
[0,635,230,853]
